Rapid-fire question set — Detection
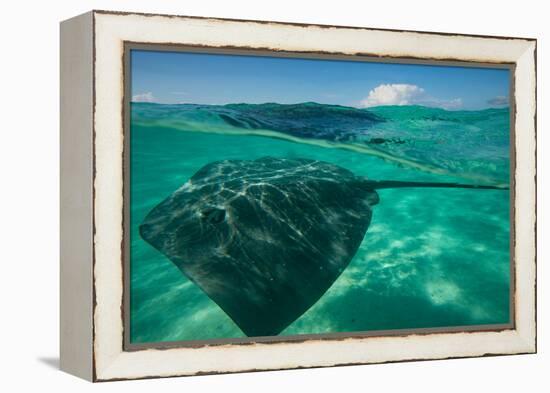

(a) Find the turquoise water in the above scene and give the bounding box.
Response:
[129,102,510,343]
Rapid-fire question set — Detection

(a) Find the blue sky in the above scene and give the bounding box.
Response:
[131,49,510,110]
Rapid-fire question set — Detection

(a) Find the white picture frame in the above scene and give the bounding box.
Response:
[60,10,536,382]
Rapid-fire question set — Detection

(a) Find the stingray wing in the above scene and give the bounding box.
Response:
[215,176,375,336]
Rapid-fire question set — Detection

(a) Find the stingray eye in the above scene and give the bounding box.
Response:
[201,207,226,224]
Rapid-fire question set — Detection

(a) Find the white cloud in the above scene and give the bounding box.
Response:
[359,83,462,110]
[360,84,424,108]
[487,95,509,106]
[433,98,463,110]
[132,92,156,103]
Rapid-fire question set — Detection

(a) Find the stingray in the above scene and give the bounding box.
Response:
[139,157,507,337]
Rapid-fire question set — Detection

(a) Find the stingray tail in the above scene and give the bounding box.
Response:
[364,180,509,190]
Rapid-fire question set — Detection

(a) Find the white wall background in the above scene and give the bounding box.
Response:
[0,0,546,391]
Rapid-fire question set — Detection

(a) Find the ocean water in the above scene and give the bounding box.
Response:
[129,102,510,343]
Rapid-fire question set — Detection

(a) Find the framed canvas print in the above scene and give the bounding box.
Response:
[60,10,537,382]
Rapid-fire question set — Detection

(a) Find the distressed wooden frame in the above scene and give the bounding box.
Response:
[60,10,537,382]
